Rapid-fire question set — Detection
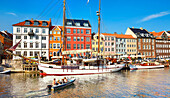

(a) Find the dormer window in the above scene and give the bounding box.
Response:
[67,22,72,26]
[75,22,80,26]
[42,21,47,26]
[34,21,39,25]
[25,20,30,25]
[84,23,88,27]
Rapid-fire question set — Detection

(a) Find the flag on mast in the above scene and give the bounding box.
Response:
[8,39,22,51]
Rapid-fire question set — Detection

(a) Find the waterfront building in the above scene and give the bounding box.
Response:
[101,33,116,58]
[0,31,13,59]
[150,31,170,58]
[65,19,91,57]
[125,27,156,58]
[0,41,4,63]
[91,34,105,56]
[12,18,51,60]
[49,26,62,60]
[126,37,137,55]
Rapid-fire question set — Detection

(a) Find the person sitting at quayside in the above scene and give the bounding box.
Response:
[64,77,68,83]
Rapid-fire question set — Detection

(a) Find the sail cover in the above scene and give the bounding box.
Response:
[8,39,22,51]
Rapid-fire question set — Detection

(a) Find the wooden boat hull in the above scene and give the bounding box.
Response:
[38,63,125,76]
[129,65,164,70]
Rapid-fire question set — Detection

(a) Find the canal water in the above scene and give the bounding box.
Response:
[0,68,169,98]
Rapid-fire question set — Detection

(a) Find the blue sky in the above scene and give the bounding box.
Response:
[0,0,170,34]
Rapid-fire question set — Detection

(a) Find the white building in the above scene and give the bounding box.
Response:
[12,18,51,60]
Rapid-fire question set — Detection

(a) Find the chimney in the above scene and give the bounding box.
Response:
[82,18,83,20]
[152,31,155,32]
[49,18,51,22]
[114,32,117,34]
[132,27,134,29]
[31,18,33,20]
[140,27,143,30]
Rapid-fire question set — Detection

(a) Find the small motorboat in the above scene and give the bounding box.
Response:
[47,78,76,90]
[0,70,11,74]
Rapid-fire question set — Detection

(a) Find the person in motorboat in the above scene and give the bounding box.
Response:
[57,80,61,85]
[64,77,68,83]
[53,78,56,86]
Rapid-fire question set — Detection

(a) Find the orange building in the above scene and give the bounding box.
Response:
[0,31,13,59]
[49,26,63,60]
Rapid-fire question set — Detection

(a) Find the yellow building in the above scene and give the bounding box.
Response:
[126,38,137,55]
[92,34,105,56]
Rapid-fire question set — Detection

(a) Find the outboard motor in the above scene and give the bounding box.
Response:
[47,85,52,90]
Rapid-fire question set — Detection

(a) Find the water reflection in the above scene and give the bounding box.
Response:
[0,68,169,97]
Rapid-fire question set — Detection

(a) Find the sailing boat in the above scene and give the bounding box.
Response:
[38,0,125,76]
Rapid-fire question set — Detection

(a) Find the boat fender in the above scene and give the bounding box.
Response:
[47,85,52,90]
[49,66,53,68]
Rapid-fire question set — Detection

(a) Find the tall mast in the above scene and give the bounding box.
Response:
[97,0,101,53]
[62,0,66,64]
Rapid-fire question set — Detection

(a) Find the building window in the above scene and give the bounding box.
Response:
[105,48,107,51]
[30,43,33,48]
[81,37,84,41]
[152,45,154,49]
[50,44,52,48]
[74,37,76,41]
[16,36,21,39]
[53,43,56,49]
[81,44,84,49]
[30,36,33,39]
[57,43,60,48]
[86,44,90,49]
[77,37,80,41]
[42,36,46,40]
[16,28,20,33]
[108,48,110,51]
[100,42,102,45]
[42,29,45,33]
[24,28,27,33]
[35,29,39,33]
[29,51,33,56]
[67,29,71,33]
[57,31,60,34]
[67,37,71,41]
[36,36,39,40]
[42,43,46,48]
[24,43,27,48]
[36,43,39,48]
[24,51,27,56]
[86,37,90,42]
[96,42,98,45]
[152,52,154,56]
[57,37,60,41]
[50,37,52,41]
[23,36,27,40]
[54,37,56,41]
[73,44,76,49]
[108,42,110,46]
[112,37,114,40]
[81,29,83,34]
[34,51,39,57]
[77,29,80,33]
[77,44,80,49]
[73,29,76,33]
[108,37,110,40]
[42,22,47,26]
[138,39,140,42]
[105,42,107,46]
[112,48,114,51]
[105,37,107,40]
[53,52,56,56]
[86,30,90,34]
[143,45,145,49]
[67,44,71,49]
[16,51,21,55]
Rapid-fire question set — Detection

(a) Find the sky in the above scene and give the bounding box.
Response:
[0,0,170,34]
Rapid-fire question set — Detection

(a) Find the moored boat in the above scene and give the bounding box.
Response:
[129,62,164,70]
[0,70,11,74]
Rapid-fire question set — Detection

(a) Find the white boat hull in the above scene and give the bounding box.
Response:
[130,65,164,70]
[83,58,97,63]
[38,63,125,76]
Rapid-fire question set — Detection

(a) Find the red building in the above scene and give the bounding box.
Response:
[65,19,92,56]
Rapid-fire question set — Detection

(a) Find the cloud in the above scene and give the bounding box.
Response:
[140,11,170,22]
[6,12,17,17]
